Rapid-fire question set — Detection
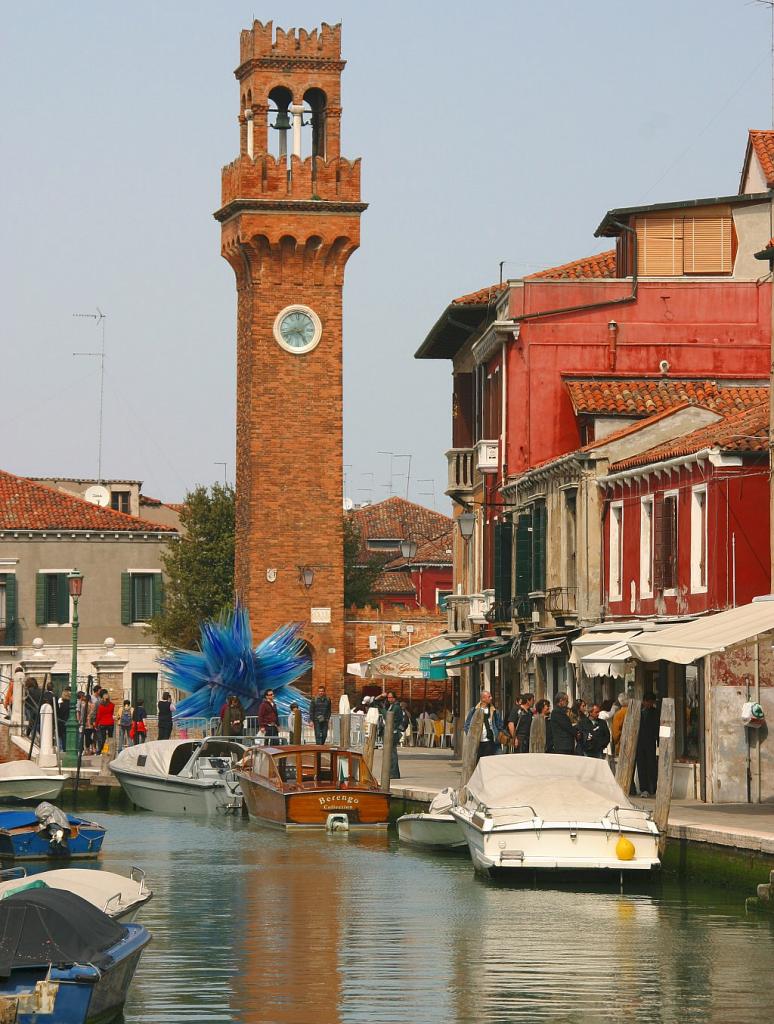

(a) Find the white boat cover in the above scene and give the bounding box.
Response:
[0,762,64,781]
[0,869,150,916]
[428,787,456,815]
[110,739,200,777]
[464,754,639,825]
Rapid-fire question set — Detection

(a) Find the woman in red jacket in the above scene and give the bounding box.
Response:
[94,690,115,754]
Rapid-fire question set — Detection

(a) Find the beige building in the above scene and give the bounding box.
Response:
[0,470,179,710]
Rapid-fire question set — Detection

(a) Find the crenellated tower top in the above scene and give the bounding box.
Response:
[238,20,343,65]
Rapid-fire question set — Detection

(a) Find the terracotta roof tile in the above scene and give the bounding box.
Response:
[566,378,768,417]
[384,530,454,569]
[451,282,504,305]
[524,249,617,280]
[348,497,452,565]
[610,403,769,471]
[372,571,416,595]
[0,470,178,532]
[749,130,774,188]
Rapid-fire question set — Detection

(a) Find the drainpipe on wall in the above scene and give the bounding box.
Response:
[607,320,619,371]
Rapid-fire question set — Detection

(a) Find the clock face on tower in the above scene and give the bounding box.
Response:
[273,304,322,355]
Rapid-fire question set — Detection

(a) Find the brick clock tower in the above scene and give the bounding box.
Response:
[215,21,365,697]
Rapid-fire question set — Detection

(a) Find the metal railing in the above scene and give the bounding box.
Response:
[545,586,578,614]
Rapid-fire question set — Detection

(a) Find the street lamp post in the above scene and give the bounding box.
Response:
[64,570,83,767]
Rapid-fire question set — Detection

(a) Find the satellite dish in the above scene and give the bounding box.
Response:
[84,485,110,507]
[343,497,354,511]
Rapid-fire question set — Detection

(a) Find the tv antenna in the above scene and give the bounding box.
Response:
[73,308,107,481]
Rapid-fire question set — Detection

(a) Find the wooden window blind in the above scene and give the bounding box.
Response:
[635,207,732,276]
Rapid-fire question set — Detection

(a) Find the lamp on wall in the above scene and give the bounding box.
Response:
[299,566,315,589]
[458,512,475,540]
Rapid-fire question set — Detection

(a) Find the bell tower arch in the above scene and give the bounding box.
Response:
[215,21,366,698]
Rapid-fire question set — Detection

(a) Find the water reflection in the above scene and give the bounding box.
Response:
[86,811,774,1024]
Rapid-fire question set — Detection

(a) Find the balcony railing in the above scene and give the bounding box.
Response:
[545,586,578,615]
[446,595,472,636]
[445,448,474,496]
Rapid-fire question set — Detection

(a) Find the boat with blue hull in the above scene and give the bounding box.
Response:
[0,807,106,861]
[0,888,150,1023]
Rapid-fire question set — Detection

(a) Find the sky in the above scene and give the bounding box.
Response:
[2,1,772,509]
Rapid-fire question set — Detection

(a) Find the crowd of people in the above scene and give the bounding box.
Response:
[463,689,660,797]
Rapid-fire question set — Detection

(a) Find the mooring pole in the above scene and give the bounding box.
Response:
[615,699,642,796]
[340,713,351,750]
[291,707,302,745]
[460,708,483,789]
[363,721,377,772]
[653,697,676,856]
[529,713,546,754]
[380,710,395,792]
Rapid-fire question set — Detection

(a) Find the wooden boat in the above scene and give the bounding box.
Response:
[235,745,390,829]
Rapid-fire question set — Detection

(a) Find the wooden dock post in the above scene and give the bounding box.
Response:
[380,710,395,792]
[340,713,351,750]
[363,721,376,772]
[653,697,676,855]
[291,707,302,745]
[460,709,483,789]
[529,713,546,753]
[615,698,641,796]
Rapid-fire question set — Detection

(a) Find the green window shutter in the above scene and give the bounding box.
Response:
[493,522,513,605]
[56,573,70,625]
[4,576,16,645]
[36,575,46,626]
[121,573,132,625]
[515,513,532,600]
[532,502,547,592]
[152,574,164,618]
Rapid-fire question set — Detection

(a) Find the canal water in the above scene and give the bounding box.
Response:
[54,807,774,1024]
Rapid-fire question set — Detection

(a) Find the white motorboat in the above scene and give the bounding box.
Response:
[397,788,467,850]
[0,866,152,921]
[451,754,660,875]
[110,737,248,815]
[0,761,66,803]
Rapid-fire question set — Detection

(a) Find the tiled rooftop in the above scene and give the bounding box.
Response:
[385,531,453,569]
[525,249,617,280]
[348,497,452,564]
[372,570,416,595]
[0,470,178,533]
[451,282,504,306]
[566,377,768,417]
[749,129,774,188]
[610,403,769,471]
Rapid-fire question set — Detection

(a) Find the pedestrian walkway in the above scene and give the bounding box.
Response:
[385,749,774,855]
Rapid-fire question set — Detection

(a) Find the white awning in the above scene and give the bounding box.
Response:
[569,631,640,667]
[581,639,634,679]
[627,602,774,665]
[351,634,457,680]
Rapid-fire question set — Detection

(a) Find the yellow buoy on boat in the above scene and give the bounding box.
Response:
[616,836,635,861]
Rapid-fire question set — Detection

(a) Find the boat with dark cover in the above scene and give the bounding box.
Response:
[0,888,150,1022]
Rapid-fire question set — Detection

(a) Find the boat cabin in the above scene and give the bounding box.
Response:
[244,745,380,792]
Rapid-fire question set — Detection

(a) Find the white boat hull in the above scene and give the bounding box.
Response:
[452,810,660,874]
[0,775,66,803]
[397,812,467,850]
[112,769,237,816]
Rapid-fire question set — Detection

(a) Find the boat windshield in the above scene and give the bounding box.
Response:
[270,750,377,789]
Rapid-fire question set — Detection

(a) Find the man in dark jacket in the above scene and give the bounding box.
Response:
[258,690,280,738]
[309,685,332,745]
[549,693,576,754]
[584,704,611,759]
[636,691,659,796]
[507,694,534,753]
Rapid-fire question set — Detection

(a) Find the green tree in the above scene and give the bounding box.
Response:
[344,516,385,608]
[149,483,235,650]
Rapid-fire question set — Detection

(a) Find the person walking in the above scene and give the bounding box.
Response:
[379,690,406,779]
[221,694,245,737]
[549,693,576,755]
[636,691,660,796]
[535,698,554,753]
[464,691,503,761]
[118,700,133,752]
[157,691,174,741]
[611,693,629,757]
[309,684,332,745]
[94,690,115,754]
[131,699,148,744]
[24,679,41,737]
[573,700,590,755]
[507,694,534,753]
[56,690,70,751]
[258,689,280,738]
[584,704,611,759]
